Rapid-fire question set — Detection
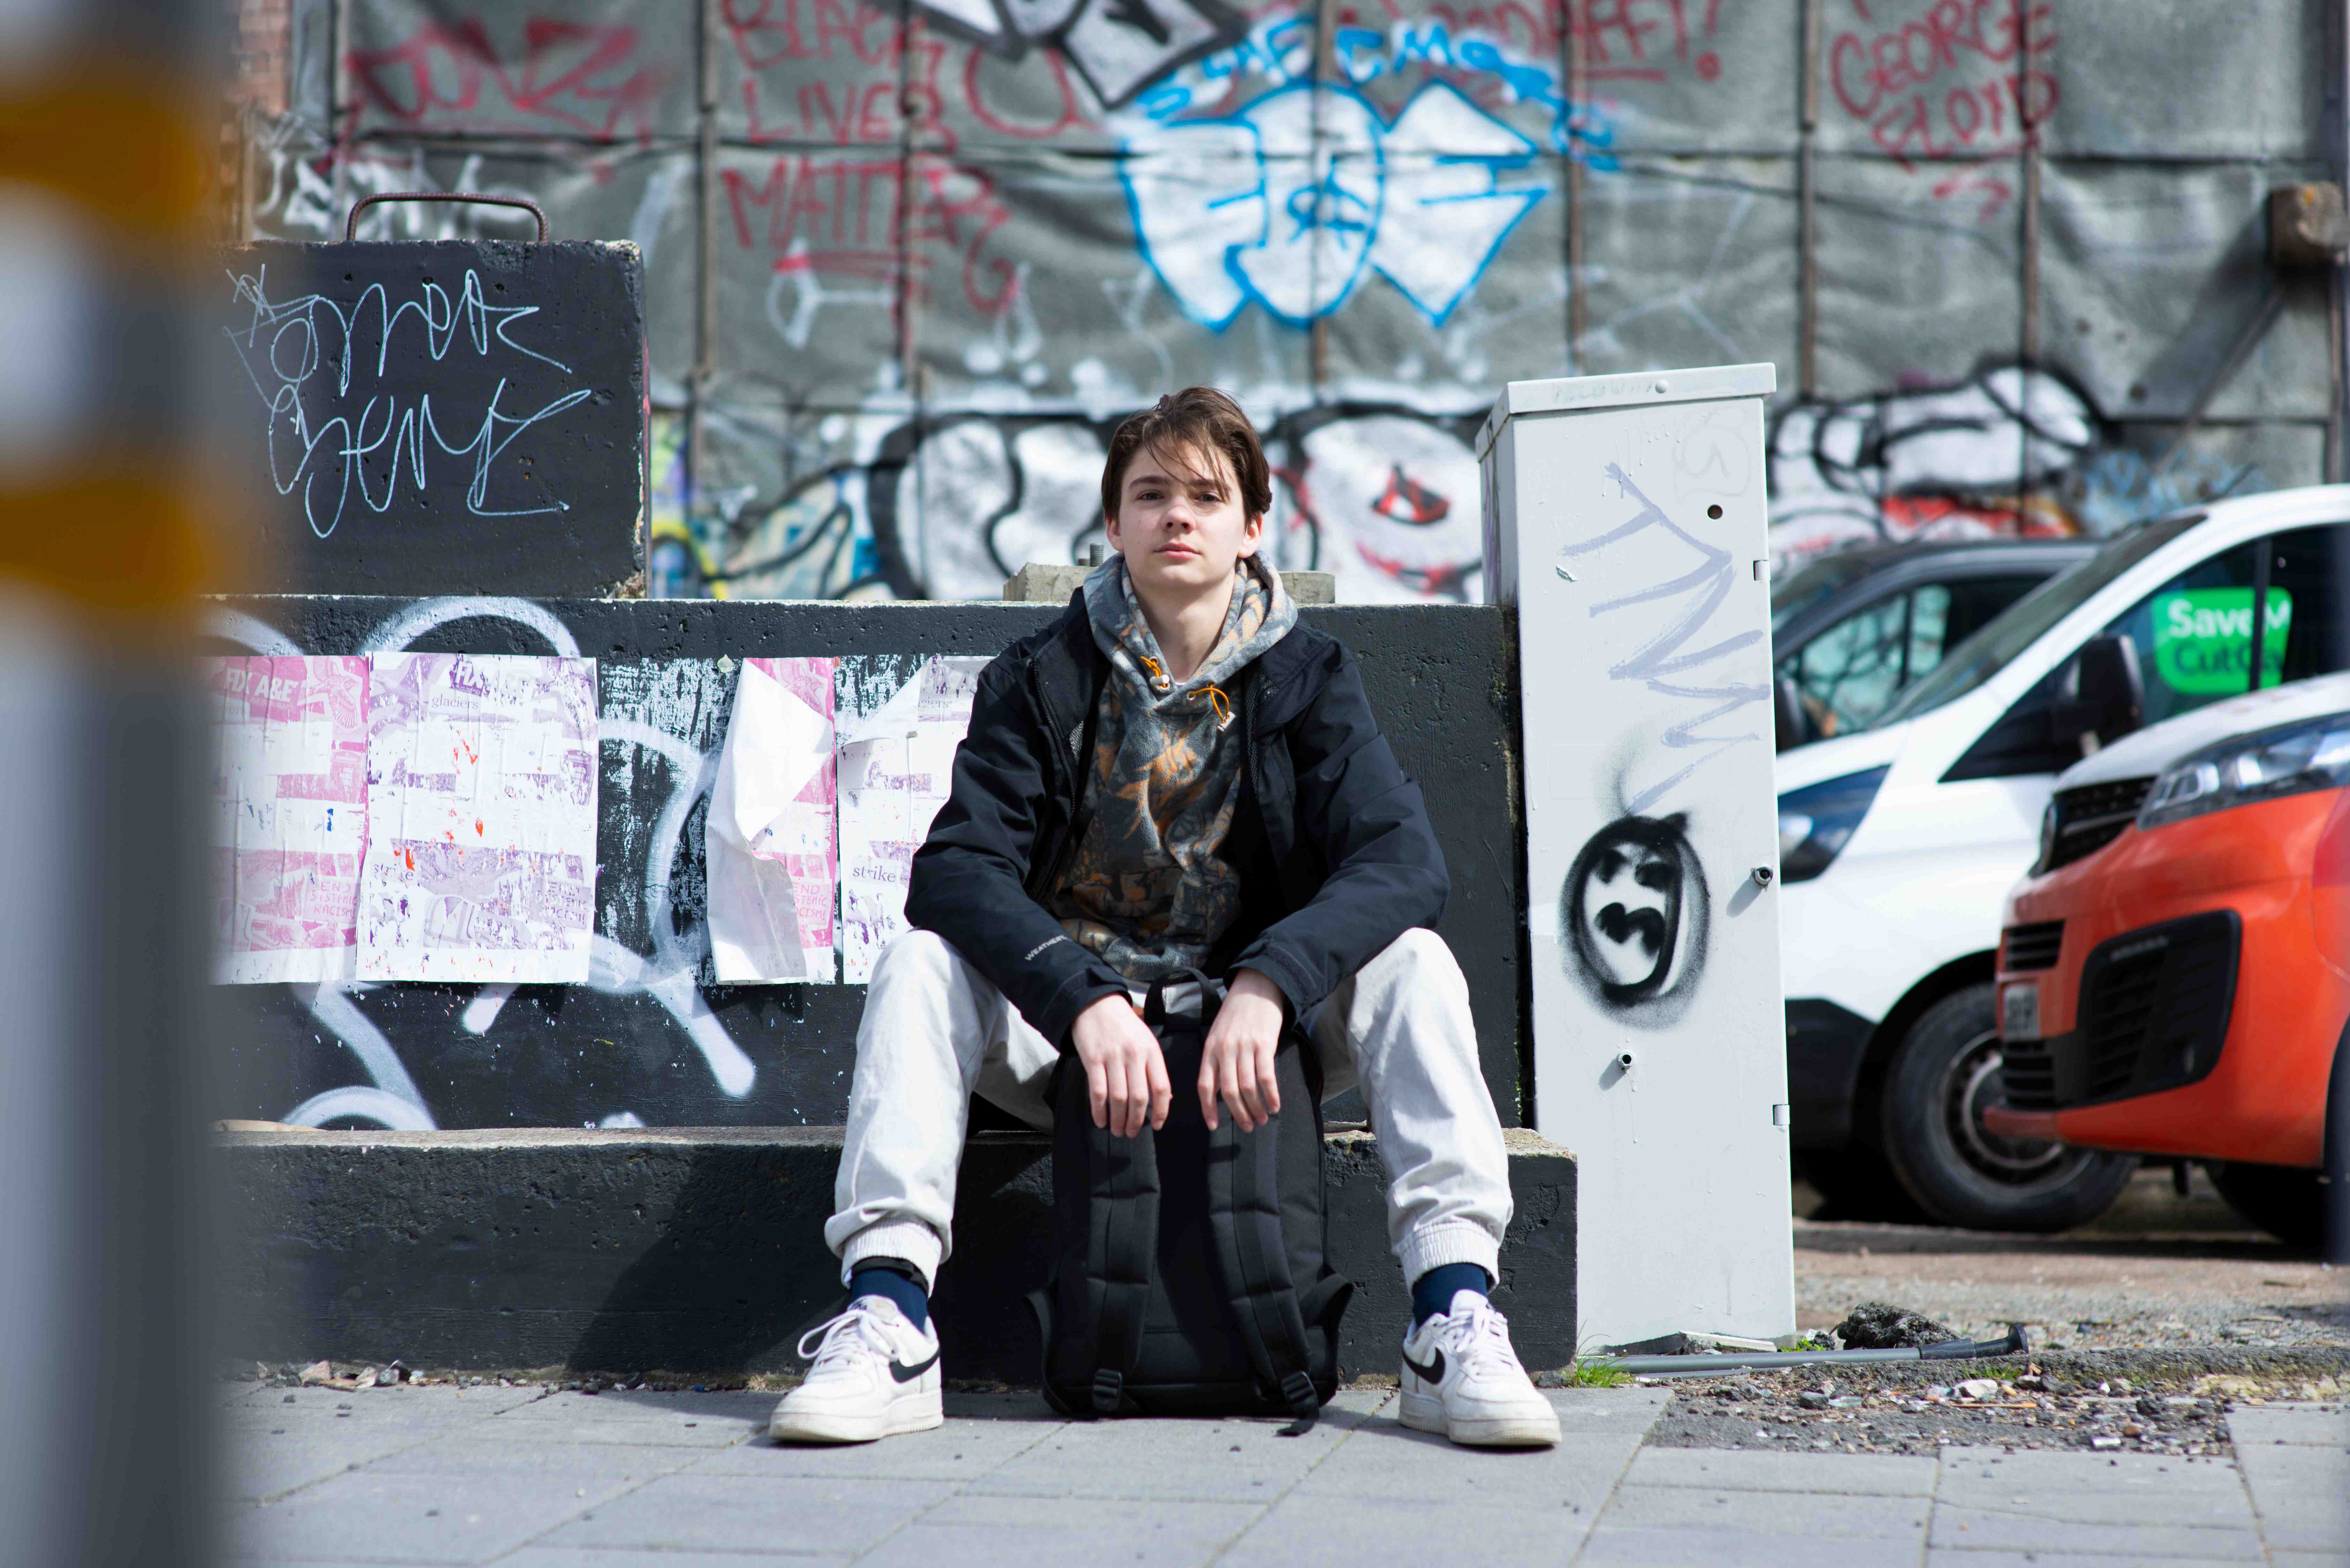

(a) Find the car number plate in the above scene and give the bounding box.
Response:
[1999,982,2039,1040]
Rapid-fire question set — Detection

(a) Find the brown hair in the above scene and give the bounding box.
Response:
[1099,387,1273,524]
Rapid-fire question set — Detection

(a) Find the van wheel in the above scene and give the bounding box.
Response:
[1883,983,2136,1232]
[2205,1161,2324,1249]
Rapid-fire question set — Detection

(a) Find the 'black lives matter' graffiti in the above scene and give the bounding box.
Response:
[1562,812,1709,1029]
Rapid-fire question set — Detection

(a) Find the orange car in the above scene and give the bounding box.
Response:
[1984,673,2350,1248]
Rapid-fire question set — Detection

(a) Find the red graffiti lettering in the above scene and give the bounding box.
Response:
[1828,0,2056,186]
[724,155,1016,319]
[345,18,671,141]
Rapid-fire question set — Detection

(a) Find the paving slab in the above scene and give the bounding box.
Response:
[533,1474,957,1556]
[1575,1525,1929,1565]
[494,1553,855,1567]
[962,1396,1382,1502]
[2232,1439,2350,1553]
[473,1392,766,1449]
[360,1436,713,1481]
[1922,1555,2268,1567]
[856,1493,1265,1568]
[2230,1404,2350,1449]
[1602,1484,1930,1537]
[229,1469,641,1564]
[1287,1390,1662,1511]
[1217,1489,1600,1565]
[1622,1446,1937,1496]
[699,1396,1065,1482]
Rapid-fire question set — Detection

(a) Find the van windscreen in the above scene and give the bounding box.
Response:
[1869,512,2207,728]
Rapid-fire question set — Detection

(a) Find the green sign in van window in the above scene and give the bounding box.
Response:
[2149,588,2293,694]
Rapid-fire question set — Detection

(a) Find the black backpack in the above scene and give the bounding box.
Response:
[1028,970,1353,1434]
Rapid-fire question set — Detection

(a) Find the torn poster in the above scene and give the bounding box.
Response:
[207,655,370,983]
[836,655,987,983]
[707,657,839,982]
[357,652,600,983]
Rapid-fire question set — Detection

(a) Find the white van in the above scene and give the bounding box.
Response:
[1777,485,2350,1230]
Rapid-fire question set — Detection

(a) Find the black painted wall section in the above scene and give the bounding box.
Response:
[218,242,647,595]
[213,1129,1576,1380]
[205,597,1526,1129]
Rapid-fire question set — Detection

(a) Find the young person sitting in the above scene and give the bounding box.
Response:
[770,387,1560,1450]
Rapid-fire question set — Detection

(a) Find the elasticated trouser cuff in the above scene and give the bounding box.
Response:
[1397,1217,1499,1286]
[837,1220,942,1292]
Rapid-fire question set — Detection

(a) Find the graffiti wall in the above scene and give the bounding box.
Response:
[238,0,2336,592]
[202,594,1525,1130]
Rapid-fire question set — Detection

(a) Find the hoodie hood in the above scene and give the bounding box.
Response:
[1083,551,1295,712]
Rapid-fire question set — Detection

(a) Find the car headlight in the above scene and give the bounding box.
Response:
[2137,711,2350,831]
[1777,766,1889,884]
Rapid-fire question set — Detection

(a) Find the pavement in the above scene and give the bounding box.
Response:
[220,1378,2349,1566]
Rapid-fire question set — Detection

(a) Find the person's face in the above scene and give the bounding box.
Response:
[1105,440,1263,602]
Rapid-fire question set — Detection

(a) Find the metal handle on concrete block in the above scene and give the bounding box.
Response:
[346,191,550,243]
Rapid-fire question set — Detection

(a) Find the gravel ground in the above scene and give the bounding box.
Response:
[1645,1351,2348,1457]
[1634,1166,2350,1455]
[1793,1166,2348,1351]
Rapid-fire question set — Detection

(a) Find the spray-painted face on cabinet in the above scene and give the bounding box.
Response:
[1562,813,1709,1026]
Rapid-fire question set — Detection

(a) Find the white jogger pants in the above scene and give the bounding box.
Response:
[825,927,1512,1290]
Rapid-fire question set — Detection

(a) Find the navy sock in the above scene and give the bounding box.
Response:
[1410,1263,1491,1327]
[848,1261,930,1333]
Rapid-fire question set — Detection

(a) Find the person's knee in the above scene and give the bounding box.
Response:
[1386,928,1467,992]
[870,928,959,986]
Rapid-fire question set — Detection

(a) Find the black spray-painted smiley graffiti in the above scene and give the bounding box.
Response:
[1561,813,1710,1028]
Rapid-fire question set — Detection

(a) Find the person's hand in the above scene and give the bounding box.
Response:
[1069,992,1171,1137]
[1200,968,1287,1133]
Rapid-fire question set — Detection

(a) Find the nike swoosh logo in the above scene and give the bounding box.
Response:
[1401,1346,1445,1386]
[889,1351,940,1383]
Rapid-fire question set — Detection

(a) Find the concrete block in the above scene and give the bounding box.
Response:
[1003,563,1337,604]
[212,1125,1575,1383]
[207,596,1524,1134]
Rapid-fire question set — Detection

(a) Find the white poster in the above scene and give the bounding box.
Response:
[207,654,370,983]
[835,655,987,983]
[707,656,840,983]
[357,652,600,983]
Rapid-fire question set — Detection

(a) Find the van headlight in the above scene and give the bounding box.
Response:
[1777,766,1889,884]
[2137,712,2350,831]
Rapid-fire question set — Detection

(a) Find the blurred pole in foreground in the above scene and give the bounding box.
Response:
[0,2,229,1564]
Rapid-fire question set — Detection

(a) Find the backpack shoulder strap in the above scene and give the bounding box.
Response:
[1083,1100,1159,1415]
[1207,1109,1322,1435]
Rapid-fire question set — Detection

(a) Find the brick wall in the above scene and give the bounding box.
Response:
[229,0,289,115]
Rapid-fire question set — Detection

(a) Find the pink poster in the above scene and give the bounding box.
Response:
[357,652,600,983]
[207,655,370,984]
[707,656,838,982]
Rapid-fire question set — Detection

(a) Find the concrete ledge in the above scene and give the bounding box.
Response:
[214,1126,1574,1381]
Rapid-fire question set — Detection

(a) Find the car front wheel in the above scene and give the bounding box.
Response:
[1882,982,2136,1232]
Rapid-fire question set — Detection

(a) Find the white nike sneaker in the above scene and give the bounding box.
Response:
[768,1298,944,1444]
[1398,1289,1562,1448]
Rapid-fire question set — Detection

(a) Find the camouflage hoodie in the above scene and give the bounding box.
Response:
[1045,551,1297,984]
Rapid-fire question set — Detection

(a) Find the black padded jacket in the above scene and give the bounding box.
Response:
[903,591,1448,1047]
